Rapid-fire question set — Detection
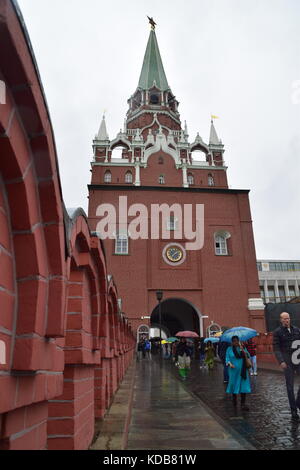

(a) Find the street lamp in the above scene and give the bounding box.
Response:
[156,290,163,357]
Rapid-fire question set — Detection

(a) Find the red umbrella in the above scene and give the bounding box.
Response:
[175,331,199,338]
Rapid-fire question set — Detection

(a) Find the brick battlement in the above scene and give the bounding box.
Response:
[0,0,135,450]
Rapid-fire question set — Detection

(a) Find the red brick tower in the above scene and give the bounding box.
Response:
[88,21,265,338]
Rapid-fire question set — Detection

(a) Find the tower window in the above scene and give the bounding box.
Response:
[167,216,178,231]
[104,171,112,183]
[158,156,164,165]
[188,174,194,185]
[125,171,133,183]
[214,231,231,256]
[215,235,228,255]
[159,175,165,185]
[115,232,129,255]
[208,174,215,186]
[150,93,159,105]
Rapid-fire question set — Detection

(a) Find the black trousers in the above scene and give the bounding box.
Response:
[232,393,247,403]
[284,365,300,412]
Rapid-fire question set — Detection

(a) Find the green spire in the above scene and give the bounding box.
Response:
[138,30,170,92]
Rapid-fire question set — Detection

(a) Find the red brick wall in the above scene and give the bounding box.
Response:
[0,0,136,450]
[0,175,15,373]
[88,186,265,335]
[0,402,49,450]
[91,153,228,188]
[48,366,95,451]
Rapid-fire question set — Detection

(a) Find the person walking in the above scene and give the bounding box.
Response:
[176,338,192,380]
[226,336,251,410]
[172,340,179,363]
[199,338,206,368]
[188,340,195,359]
[218,340,230,383]
[245,338,257,376]
[137,339,144,361]
[204,340,215,370]
[144,339,151,360]
[273,312,300,421]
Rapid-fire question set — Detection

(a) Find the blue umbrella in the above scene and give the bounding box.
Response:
[167,337,179,343]
[220,326,257,343]
[204,337,219,344]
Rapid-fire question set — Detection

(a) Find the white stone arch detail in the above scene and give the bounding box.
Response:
[144,128,180,164]
[137,324,150,342]
[207,323,222,337]
[110,135,131,151]
[190,144,209,154]
[140,113,173,137]
[190,133,209,154]
[214,230,231,239]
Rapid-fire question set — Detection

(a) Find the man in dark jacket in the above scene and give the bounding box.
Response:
[273,312,300,421]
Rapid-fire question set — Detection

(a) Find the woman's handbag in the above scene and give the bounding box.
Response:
[245,355,252,369]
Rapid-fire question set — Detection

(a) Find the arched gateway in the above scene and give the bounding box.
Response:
[150,298,204,337]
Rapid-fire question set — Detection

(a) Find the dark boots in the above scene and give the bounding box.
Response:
[232,394,249,410]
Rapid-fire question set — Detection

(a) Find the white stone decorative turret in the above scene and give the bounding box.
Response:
[97,115,109,142]
[184,120,189,141]
[209,120,223,149]
[93,114,110,160]
[177,128,189,150]
[208,120,225,166]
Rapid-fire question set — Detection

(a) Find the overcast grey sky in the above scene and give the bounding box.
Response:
[18,0,300,260]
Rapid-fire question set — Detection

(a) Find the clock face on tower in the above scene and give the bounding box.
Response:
[163,243,186,266]
[166,246,183,263]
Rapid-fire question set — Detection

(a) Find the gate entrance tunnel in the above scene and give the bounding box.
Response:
[150,298,201,338]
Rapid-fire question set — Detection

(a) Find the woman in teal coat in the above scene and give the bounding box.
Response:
[226,336,251,410]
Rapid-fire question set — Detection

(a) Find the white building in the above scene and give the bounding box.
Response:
[257,260,300,304]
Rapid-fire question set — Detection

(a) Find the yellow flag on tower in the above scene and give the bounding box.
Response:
[211,115,220,120]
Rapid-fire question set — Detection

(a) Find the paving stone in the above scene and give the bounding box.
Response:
[167,359,300,450]
[127,360,248,450]
[92,433,124,450]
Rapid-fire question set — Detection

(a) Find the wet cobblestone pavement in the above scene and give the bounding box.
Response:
[126,360,249,450]
[168,360,300,450]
